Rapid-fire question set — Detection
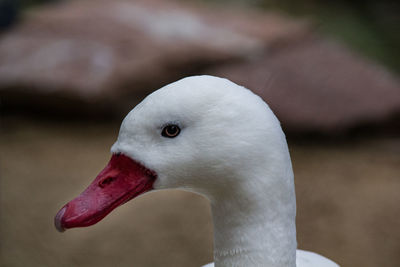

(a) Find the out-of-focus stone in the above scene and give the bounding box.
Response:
[1,0,399,134]
[0,0,307,115]
[209,37,400,134]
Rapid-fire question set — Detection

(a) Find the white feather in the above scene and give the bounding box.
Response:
[202,250,339,267]
[111,75,339,266]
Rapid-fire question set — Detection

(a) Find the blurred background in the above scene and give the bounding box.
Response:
[1,0,399,266]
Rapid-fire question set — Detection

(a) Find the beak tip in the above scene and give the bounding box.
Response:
[54,206,67,233]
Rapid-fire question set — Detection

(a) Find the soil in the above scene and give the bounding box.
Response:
[1,116,399,267]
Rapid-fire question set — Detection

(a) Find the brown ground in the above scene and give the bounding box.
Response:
[1,116,399,267]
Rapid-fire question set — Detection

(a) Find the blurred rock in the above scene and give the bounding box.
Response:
[0,0,306,115]
[209,37,400,134]
[0,0,399,134]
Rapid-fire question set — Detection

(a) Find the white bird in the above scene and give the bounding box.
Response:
[55,75,339,267]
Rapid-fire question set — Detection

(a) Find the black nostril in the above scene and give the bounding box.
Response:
[99,177,116,188]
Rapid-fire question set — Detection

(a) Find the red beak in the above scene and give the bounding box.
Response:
[54,154,156,232]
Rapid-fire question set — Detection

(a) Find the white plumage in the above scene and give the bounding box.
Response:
[202,250,339,267]
[109,75,339,266]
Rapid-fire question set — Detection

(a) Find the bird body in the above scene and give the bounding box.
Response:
[55,76,339,267]
[202,250,339,267]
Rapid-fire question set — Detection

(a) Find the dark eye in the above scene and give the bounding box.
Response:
[161,124,180,138]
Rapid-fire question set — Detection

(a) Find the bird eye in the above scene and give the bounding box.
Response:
[161,124,180,138]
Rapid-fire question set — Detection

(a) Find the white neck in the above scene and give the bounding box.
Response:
[209,165,297,267]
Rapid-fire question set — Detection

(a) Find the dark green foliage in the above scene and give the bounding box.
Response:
[197,0,400,72]
[262,0,400,72]
[21,0,57,7]
[0,0,19,29]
